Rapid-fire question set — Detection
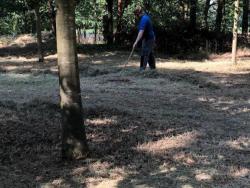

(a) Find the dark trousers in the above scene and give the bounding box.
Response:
[140,39,156,70]
[140,53,156,69]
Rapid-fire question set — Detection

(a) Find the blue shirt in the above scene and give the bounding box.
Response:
[138,14,155,40]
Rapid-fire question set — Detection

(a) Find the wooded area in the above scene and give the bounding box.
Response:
[0,0,249,187]
[1,0,249,55]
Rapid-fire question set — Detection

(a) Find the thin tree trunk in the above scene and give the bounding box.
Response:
[34,5,43,63]
[124,0,130,8]
[23,11,29,33]
[242,0,249,34]
[106,0,114,45]
[48,0,57,37]
[204,0,211,30]
[222,1,226,32]
[121,0,131,17]
[115,0,122,43]
[118,0,122,20]
[185,2,189,20]
[94,0,97,44]
[84,29,86,39]
[94,24,97,43]
[232,0,240,64]
[77,28,81,44]
[56,0,89,160]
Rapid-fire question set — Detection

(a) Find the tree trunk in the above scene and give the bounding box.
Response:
[179,0,187,21]
[77,27,81,44]
[242,0,249,34]
[106,0,114,45]
[34,5,43,63]
[118,0,122,20]
[56,0,89,160]
[94,23,97,43]
[23,10,29,33]
[215,0,225,33]
[204,0,211,30]
[115,0,122,43]
[189,0,197,31]
[94,0,98,44]
[84,29,87,39]
[124,0,130,8]
[48,0,57,37]
[232,0,240,64]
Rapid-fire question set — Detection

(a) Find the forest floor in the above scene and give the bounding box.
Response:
[0,35,250,188]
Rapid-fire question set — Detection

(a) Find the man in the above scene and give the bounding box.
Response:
[133,6,156,71]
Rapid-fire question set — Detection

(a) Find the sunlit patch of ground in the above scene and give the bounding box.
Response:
[137,131,200,154]
[0,34,50,48]
[0,38,250,187]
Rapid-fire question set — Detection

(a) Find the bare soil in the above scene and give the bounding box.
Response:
[0,35,249,188]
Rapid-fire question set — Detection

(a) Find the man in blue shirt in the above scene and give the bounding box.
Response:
[133,6,156,70]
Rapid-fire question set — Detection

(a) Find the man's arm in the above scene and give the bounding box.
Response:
[133,30,144,48]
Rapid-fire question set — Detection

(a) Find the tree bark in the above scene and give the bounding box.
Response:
[242,0,249,34]
[94,23,97,43]
[115,0,122,43]
[77,27,81,44]
[215,0,225,33]
[189,0,197,31]
[118,0,122,19]
[232,0,240,64]
[34,5,43,63]
[106,0,114,45]
[56,0,89,160]
[204,0,211,30]
[179,0,187,21]
[48,0,57,37]
[94,0,98,44]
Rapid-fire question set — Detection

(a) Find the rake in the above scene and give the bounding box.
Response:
[119,47,135,76]
[105,47,135,83]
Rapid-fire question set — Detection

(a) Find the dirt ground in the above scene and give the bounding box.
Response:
[0,36,250,188]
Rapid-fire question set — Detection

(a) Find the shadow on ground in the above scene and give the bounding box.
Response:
[0,66,249,187]
[0,42,249,187]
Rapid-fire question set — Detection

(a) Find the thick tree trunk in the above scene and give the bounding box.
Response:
[34,5,43,63]
[232,0,240,64]
[56,0,89,160]
[106,0,114,45]
[242,0,249,34]
[215,0,225,33]
[204,0,211,30]
[48,0,57,37]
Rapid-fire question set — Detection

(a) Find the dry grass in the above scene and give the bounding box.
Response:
[0,34,36,48]
[137,131,200,154]
[0,37,250,187]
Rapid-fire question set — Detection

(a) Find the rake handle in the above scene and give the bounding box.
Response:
[124,47,135,69]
